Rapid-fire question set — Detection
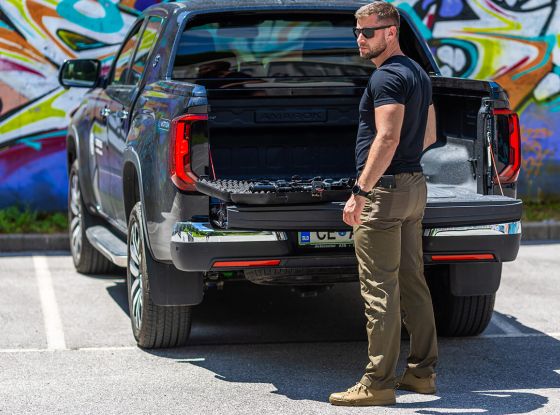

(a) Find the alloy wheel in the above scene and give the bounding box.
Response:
[129,220,144,330]
[69,171,82,263]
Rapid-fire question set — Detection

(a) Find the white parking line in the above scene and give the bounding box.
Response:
[479,332,560,339]
[490,313,522,335]
[33,256,67,350]
[0,332,559,354]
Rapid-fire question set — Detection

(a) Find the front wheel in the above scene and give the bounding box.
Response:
[68,160,114,274]
[127,202,193,348]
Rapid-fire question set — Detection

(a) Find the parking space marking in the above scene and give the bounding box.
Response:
[478,332,560,339]
[33,256,66,350]
[0,332,559,354]
[489,313,522,335]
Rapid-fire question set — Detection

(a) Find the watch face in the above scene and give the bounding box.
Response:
[352,184,360,195]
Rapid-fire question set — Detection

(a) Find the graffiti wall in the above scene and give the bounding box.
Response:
[0,0,558,211]
[394,0,560,198]
[0,0,158,210]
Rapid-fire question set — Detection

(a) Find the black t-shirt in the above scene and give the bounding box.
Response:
[355,55,431,176]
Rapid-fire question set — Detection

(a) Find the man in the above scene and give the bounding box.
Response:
[329,1,438,407]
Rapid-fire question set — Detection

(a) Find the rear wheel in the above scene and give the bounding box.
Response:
[435,293,495,337]
[68,160,114,274]
[427,268,495,337]
[127,202,193,348]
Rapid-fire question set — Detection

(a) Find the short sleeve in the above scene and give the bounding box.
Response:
[371,69,406,108]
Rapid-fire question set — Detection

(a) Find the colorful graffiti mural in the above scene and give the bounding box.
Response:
[393,0,560,197]
[0,0,158,210]
[0,0,558,211]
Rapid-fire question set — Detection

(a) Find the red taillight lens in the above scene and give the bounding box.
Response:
[212,260,281,268]
[493,109,521,184]
[431,254,495,262]
[170,114,208,191]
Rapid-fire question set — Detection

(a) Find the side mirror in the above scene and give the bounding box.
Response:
[59,59,101,88]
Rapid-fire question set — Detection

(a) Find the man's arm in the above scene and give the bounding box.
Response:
[342,103,404,226]
[423,104,436,151]
[357,103,405,192]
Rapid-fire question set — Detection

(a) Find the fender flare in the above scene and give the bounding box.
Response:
[69,124,97,213]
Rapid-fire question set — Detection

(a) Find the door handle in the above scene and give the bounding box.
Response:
[100,107,111,118]
[117,110,129,120]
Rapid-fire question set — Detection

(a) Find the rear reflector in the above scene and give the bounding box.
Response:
[431,254,495,262]
[213,260,281,268]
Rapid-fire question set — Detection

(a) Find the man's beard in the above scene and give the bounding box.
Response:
[360,42,387,60]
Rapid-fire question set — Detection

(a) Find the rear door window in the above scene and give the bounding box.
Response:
[111,21,143,85]
[172,15,373,81]
[130,16,163,86]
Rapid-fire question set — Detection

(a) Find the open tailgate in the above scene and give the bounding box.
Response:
[198,180,522,231]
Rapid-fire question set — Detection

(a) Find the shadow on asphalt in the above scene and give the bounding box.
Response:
[135,283,558,414]
[77,269,130,317]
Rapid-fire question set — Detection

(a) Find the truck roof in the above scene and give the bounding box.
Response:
[152,0,372,13]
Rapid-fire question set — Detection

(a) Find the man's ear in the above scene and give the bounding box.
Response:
[388,25,397,40]
[384,26,393,42]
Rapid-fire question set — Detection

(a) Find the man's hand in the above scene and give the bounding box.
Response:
[343,194,367,226]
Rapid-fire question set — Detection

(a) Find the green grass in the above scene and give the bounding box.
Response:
[521,198,560,222]
[0,207,68,234]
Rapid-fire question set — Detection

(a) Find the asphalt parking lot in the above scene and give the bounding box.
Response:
[0,243,559,415]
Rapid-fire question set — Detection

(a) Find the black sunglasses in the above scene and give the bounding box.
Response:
[353,24,395,39]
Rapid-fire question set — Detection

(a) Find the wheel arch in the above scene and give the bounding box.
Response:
[66,125,96,214]
[123,160,141,225]
[66,134,78,173]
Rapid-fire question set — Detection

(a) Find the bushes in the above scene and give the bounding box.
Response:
[521,198,560,222]
[0,206,67,234]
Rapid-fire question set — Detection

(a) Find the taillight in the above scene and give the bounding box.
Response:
[493,109,521,184]
[170,114,208,191]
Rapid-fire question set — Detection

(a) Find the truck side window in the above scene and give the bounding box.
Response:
[129,16,163,86]
[111,21,143,86]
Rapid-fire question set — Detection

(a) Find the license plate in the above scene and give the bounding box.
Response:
[298,231,354,247]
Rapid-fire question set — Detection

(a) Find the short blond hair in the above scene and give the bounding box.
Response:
[355,1,400,29]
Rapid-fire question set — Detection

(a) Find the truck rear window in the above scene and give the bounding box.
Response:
[172,15,373,81]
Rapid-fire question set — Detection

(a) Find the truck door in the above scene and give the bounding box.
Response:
[98,19,144,220]
[106,16,163,228]
[88,91,112,215]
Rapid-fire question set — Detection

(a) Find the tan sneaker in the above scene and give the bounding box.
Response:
[397,371,436,394]
[329,383,396,406]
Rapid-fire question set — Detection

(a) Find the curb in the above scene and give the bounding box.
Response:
[1,221,559,252]
[0,233,69,252]
[521,221,560,242]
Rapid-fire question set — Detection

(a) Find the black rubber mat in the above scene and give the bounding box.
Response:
[196,177,354,205]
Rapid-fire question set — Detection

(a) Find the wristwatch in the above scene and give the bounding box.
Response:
[351,183,370,198]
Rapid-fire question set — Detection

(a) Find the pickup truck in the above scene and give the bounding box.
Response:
[59,0,522,349]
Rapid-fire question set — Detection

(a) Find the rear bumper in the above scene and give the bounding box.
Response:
[423,221,521,263]
[171,221,522,272]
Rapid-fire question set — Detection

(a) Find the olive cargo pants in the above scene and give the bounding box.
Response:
[353,172,438,389]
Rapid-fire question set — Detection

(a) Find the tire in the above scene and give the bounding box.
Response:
[427,270,495,337]
[127,202,193,348]
[68,160,114,274]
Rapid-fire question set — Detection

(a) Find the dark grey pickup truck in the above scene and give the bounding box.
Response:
[59,0,522,348]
